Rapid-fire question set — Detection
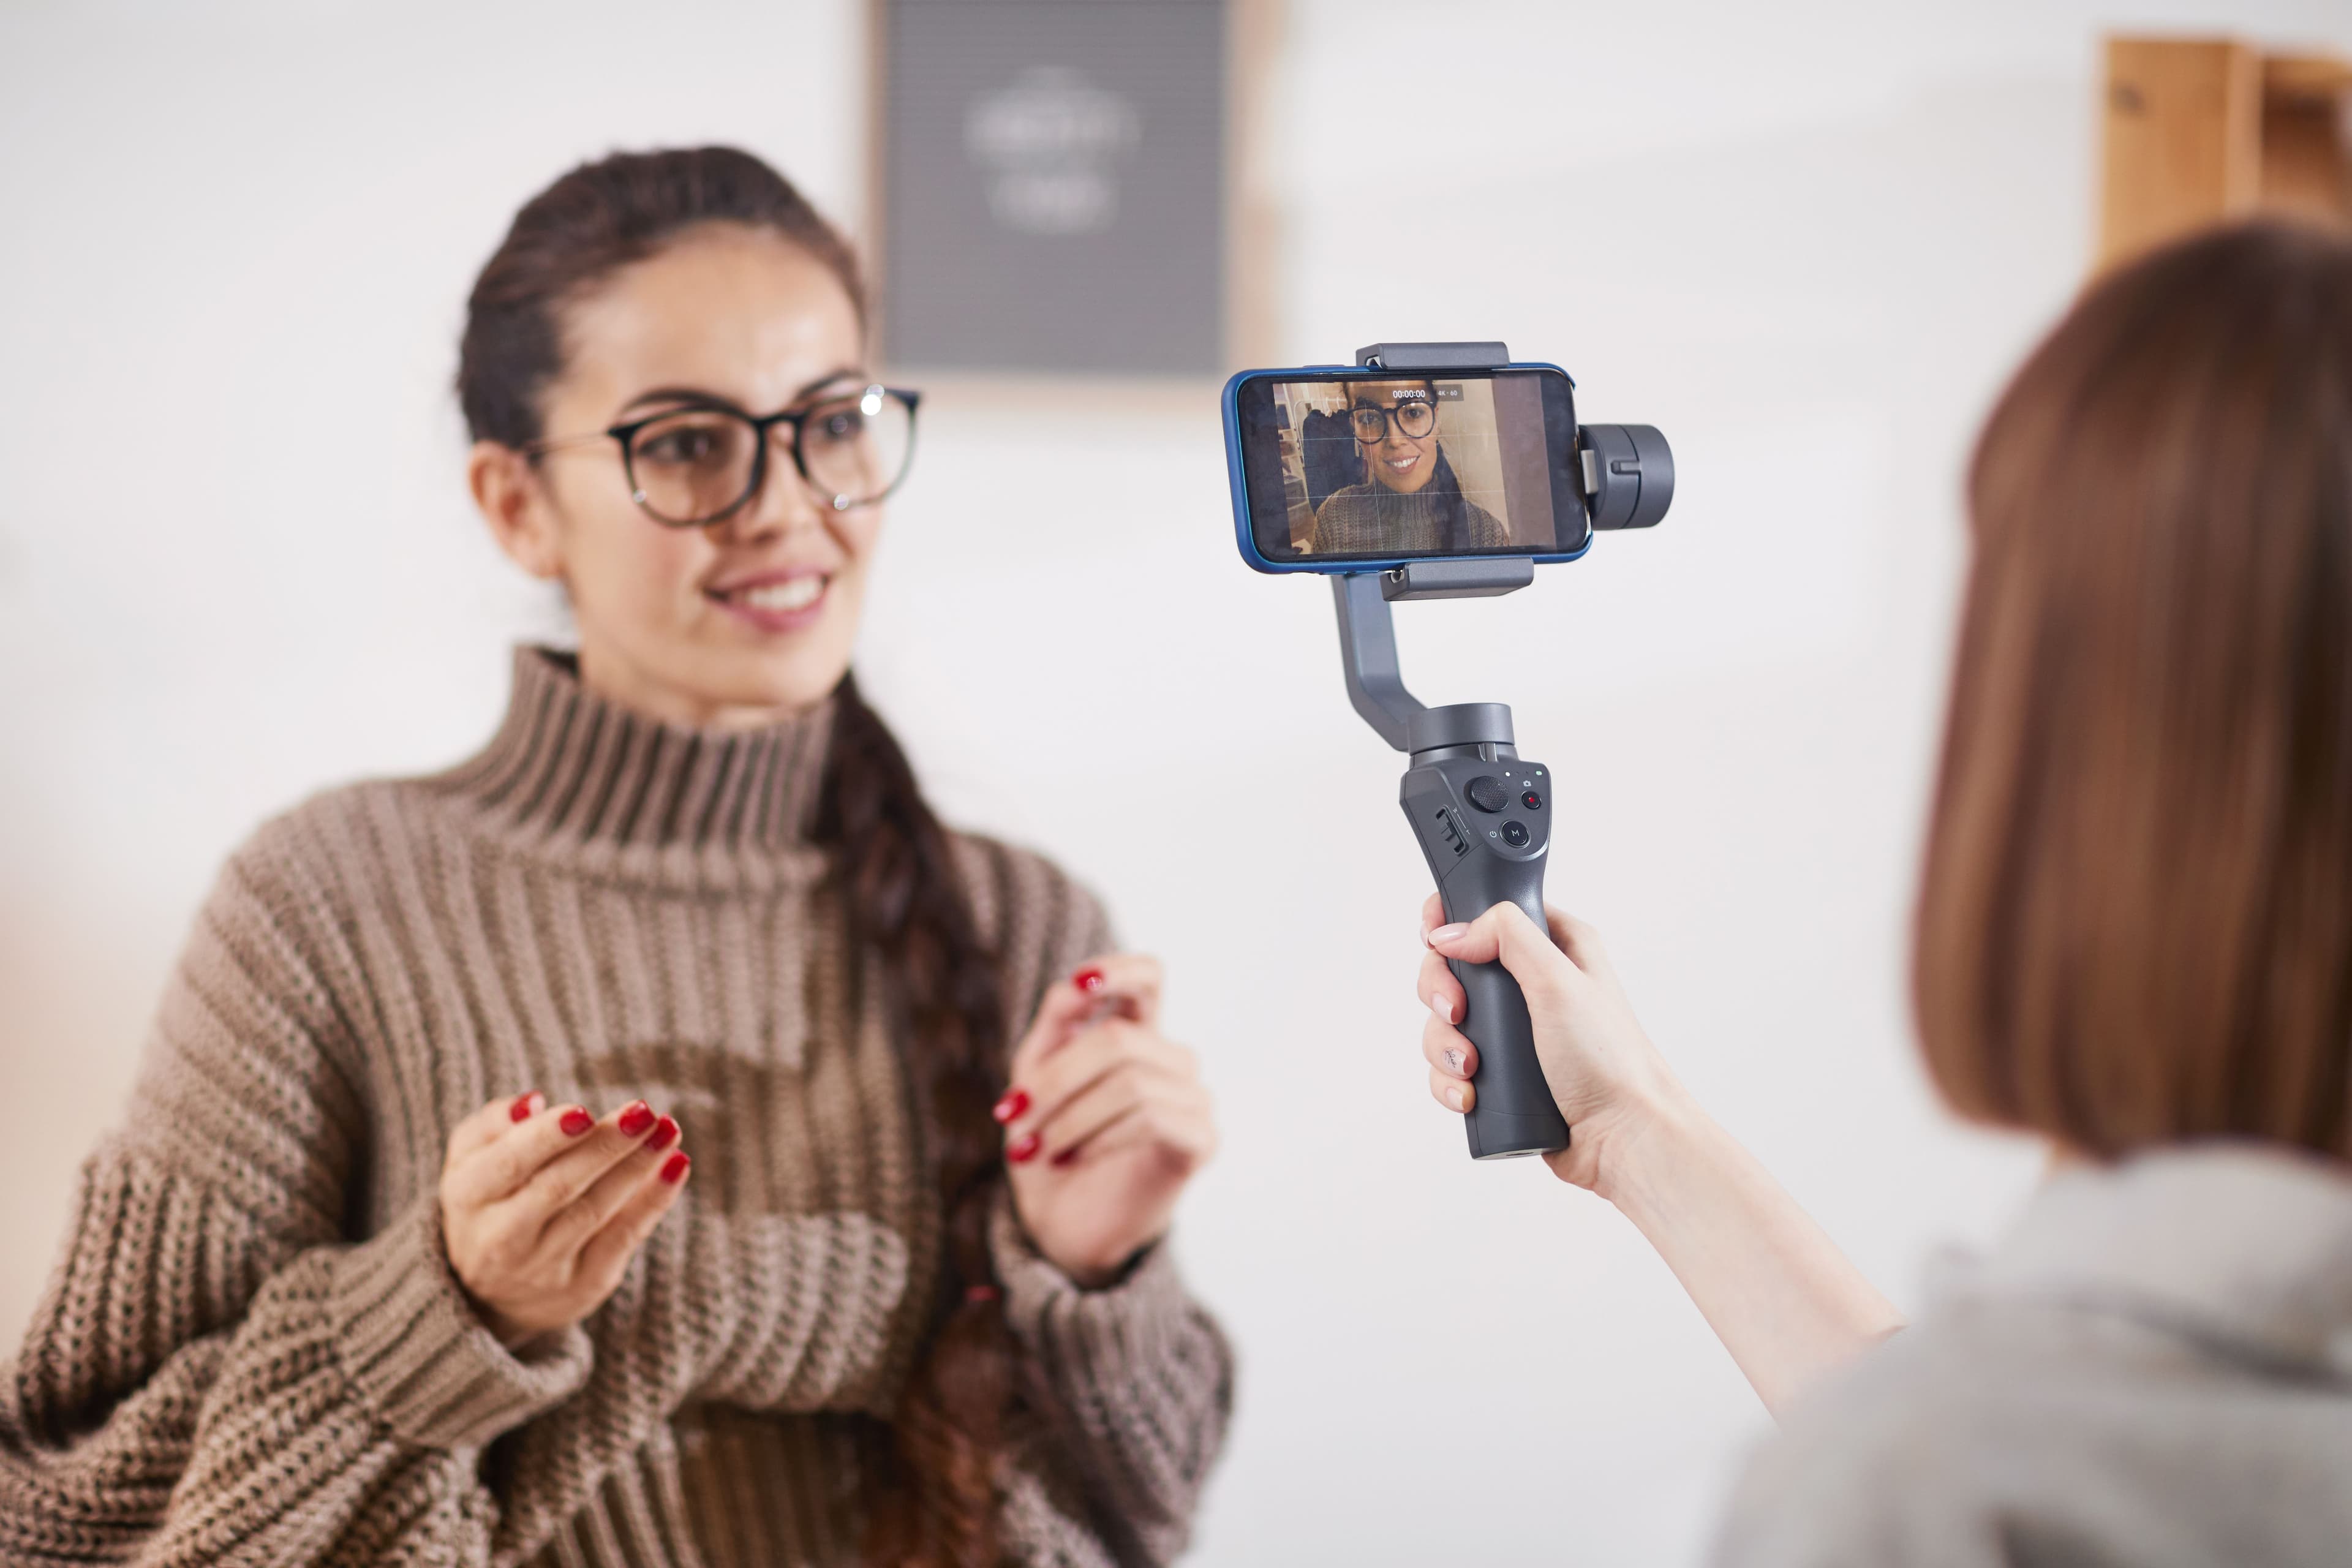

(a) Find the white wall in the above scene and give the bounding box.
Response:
[4,2,2347,1562]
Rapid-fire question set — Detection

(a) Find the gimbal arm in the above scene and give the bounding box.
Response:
[1332,563,1530,753]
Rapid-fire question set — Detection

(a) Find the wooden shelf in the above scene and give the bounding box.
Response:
[2098,35,2351,271]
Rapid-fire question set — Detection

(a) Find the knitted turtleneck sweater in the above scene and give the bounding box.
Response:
[1308,447,1509,556]
[0,648,1232,1567]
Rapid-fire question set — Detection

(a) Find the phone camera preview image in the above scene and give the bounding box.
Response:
[1226,366,1591,570]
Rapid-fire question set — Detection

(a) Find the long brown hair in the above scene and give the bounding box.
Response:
[458,146,1020,1564]
[1915,218,2352,1160]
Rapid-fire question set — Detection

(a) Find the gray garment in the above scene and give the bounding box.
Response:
[1309,474,1509,555]
[1714,1147,2352,1568]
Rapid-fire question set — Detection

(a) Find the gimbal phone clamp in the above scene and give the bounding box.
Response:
[1334,341,1670,1159]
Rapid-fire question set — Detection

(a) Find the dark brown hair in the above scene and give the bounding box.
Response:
[1915,219,2352,1160]
[458,146,1020,1563]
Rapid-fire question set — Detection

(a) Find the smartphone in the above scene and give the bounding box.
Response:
[1223,363,1589,573]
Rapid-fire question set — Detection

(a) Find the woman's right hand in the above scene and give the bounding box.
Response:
[1417,895,1691,1195]
[439,1091,692,1348]
[1419,897,1903,1413]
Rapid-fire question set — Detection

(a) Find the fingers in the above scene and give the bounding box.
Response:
[1031,1058,1212,1165]
[1026,1070,1148,1165]
[573,1148,691,1291]
[1419,892,1446,945]
[1004,1019,1193,1142]
[494,1101,671,1235]
[1423,1016,1476,1112]
[1417,946,1468,1028]
[442,1095,606,1210]
[447,1091,539,1164]
[1009,954,1167,1078]
[1422,1015,1478,1082]
[1074,953,1164,1027]
[1014,967,1107,1062]
[999,1014,1208,1174]
[541,1113,682,1256]
[1039,1073,1218,1170]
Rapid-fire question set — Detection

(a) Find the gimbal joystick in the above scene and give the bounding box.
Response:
[1336,342,1672,1159]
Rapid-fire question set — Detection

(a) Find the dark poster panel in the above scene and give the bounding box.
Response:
[878,0,1227,376]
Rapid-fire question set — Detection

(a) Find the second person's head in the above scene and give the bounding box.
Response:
[1917,219,2352,1166]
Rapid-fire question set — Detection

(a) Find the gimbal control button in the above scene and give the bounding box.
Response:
[1501,821,1531,848]
[1522,790,1545,812]
[1464,776,1510,813]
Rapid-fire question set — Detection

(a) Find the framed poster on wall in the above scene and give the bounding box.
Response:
[867,0,1279,379]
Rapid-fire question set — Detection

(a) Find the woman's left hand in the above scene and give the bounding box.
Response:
[998,956,1216,1287]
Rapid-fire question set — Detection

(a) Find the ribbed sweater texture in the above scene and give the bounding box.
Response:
[1308,448,1508,556]
[0,648,1232,1566]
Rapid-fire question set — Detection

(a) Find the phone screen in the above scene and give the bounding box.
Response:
[1231,366,1585,567]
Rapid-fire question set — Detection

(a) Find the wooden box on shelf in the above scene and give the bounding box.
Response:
[2099,35,2352,270]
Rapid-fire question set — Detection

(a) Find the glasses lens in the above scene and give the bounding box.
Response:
[625,408,760,525]
[799,386,915,507]
[1351,402,1437,443]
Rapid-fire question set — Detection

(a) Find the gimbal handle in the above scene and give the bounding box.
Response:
[1335,565,1567,1161]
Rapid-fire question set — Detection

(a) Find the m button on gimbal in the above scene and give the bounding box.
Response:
[1501,821,1531,848]
[1464,775,1510,813]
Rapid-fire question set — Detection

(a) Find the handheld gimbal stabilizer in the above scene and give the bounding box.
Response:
[1337,342,1672,1159]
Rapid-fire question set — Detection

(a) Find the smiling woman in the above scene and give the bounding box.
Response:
[464,200,883,726]
[0,147,1231,1568]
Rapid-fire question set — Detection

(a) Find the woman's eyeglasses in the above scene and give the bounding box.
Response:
[524,384,921,528]
[1350,399,1438,444]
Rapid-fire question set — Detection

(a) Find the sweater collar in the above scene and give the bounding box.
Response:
[431,646,835,860]
[1959,1144,2352,1376]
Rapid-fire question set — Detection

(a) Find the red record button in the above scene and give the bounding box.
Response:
[1522,790,1545,810]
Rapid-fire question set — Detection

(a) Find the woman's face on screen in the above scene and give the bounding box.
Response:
[492,224,878,729]
[1350,380,1439,496]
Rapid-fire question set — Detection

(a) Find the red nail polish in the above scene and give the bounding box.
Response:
[617,1101,656,1139]
[1006,1131,1042,1163]
[964,1283,1000,1305]
[1050,1145,1079,1167]
[509,1091,542,1123]
[559,1107,594,1137]
[992,1088,1030,1124]
[660,1150,692,1185]
[1074,966,1106,993]
[646,1114,680,1153]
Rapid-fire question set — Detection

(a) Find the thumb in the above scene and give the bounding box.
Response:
[1430,902,1575,993]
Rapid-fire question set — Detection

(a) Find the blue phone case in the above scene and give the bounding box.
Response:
[1221,361,1593,575]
